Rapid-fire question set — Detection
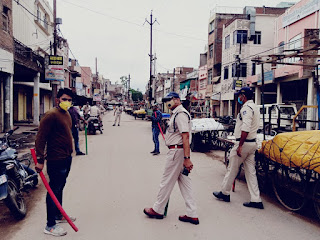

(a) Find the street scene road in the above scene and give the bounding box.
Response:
[1,111,320,240]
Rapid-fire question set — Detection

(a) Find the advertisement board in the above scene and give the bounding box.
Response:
[45,55,64,81]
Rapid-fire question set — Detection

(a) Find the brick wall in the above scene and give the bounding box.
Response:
[0,0,13,53]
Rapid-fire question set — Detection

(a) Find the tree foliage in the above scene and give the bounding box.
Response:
[130,89,143,101]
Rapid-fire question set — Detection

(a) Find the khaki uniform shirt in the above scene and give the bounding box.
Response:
[114,106,123,115]
[165,105,191,146]
[90,106,100,117]
[234,100,260,140]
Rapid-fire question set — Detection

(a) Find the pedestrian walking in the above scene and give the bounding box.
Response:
[144,92,199,225]
[113,104,123,126]
[68,105,86,156]
[148,103,162,155]
[34,88,76,237]
[213,87,264,209]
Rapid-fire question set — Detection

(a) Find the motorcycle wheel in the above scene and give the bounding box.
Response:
[4,178,27,219]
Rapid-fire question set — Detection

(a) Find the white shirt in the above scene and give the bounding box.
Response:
[234,100,260,140]
[90,105,100,117]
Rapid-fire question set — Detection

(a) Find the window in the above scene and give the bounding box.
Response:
[209,20,214,34]
[37,6,41,21]
[232,63,237,77]
[232,63,247,77]
[278,41,285,54]
[43,14,48,31]
[233,30,248,44]
[253,31,261,44]
[2,6,9,33]
[209,44,213,59]
[252,63,256,76]
[208,69,213,84]
[239,63,247,77]
[225,35,230,49]
[224,66,229,79]
[288,34,302,62]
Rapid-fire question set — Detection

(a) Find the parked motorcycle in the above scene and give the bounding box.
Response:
[87,116,103,135]
[0,127,38,219]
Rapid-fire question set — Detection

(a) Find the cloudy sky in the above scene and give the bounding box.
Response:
[56,0,294,91]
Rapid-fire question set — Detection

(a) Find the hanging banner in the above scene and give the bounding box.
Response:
[45,55,64,81]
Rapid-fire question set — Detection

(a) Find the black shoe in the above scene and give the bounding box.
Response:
[150,150,156,154]
[153,152,160,155]
[76,152,85,156]
[243,202,264,209]
[118,124,120,126]
[213,191,230,202]
[113,124,115,126]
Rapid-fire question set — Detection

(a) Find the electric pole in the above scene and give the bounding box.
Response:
[52,0,58,106]
[144,11,158,104]
[128,74,131,102]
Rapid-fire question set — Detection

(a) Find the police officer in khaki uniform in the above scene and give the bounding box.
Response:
[213,87,264,209]
[144,92,199,225]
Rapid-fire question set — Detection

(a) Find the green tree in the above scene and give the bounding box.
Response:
[130,89,143,101]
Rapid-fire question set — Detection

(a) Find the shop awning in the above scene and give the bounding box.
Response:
[13,81,52,91]
[212,76,220,83]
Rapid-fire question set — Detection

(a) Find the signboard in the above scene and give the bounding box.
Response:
[258,70,274,86]
[234,79,243,90]
[282,0,320,27]
[93,93,101,102]
[45,55,64,81]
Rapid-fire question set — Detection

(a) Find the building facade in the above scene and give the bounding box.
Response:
[0,0,14,131]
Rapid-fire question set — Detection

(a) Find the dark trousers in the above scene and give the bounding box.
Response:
[72,127,80,153]
[152,128,160,152]
[46,156,72,227]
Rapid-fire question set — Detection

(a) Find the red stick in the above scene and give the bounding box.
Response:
[154,112,165,140]
[30,149,79,232]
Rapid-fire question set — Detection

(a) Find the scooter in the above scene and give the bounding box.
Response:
[0,127,38,219]
[87,116,103,135]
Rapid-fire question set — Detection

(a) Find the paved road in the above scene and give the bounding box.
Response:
[4,111,320,240]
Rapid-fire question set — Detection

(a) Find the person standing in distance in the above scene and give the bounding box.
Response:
[68,105,86,156]
[148,103,162,155]
[35,88,76,237]
[213,87,264,209]
[144,92,199,225]
[113,104,123,126]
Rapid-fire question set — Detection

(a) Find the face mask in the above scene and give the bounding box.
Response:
[59,101,72,111]
[166,99,175,109]
[238,96,243,105]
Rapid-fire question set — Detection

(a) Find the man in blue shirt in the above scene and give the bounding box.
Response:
[149,103,162,155]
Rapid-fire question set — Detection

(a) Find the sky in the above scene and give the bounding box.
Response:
[56,0,294,92]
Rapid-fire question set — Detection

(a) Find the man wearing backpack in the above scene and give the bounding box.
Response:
[144,92,199,225]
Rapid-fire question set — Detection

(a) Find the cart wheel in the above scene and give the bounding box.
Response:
[312,180,320,220]
[191,133,200,152]
[224,145,232,168]
[255,152,272,193]
[211,131,220,149]
[272,166,306,211]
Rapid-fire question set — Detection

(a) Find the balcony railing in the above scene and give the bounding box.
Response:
[14,38,44,73]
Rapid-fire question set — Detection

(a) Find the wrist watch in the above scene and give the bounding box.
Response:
[184,156,190,159]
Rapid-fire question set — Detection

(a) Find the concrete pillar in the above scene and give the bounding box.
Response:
[255,87,261,105]
[33,73,40,125]
[4,74,12,131]
[277,82,282,103]
[220,100,224,116]
[307,77,316,130]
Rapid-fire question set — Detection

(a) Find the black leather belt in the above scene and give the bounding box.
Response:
[168,144,183,149]
[236,138,256,142]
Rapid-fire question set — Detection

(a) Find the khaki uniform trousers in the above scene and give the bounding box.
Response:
[153,149,198,218]
[221,142,261,202]
[114,114,121,125]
